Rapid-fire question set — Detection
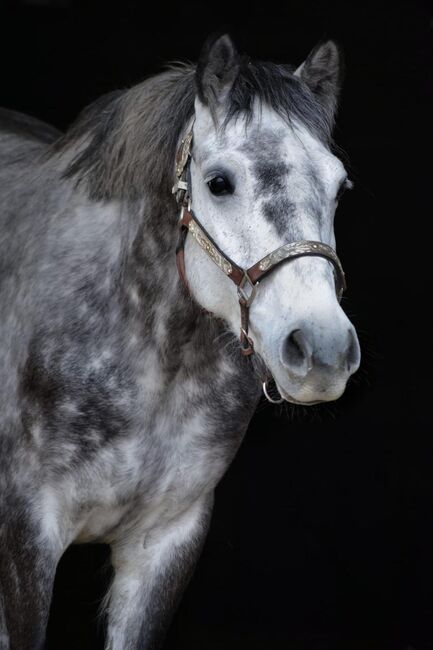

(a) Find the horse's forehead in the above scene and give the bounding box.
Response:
[242,123,345,187]
[236,120,338,176]
[195,110,341,181]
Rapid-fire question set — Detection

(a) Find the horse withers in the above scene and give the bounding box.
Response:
[0,34,360,649]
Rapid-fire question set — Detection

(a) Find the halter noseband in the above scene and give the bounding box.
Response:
[172,128,346,398]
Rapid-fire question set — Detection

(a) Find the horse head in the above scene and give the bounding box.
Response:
[176,34,360,405]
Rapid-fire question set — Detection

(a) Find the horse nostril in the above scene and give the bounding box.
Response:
[281,328,312,376]
[287,330,305,362]
[346,329,361,372]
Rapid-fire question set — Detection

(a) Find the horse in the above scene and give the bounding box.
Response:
[0,33,360,649]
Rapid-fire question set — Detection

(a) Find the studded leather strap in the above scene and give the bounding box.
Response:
[178,208,345,291]
[246,240,346,297]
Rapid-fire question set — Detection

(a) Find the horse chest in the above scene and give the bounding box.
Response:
[30,333,256,545]
[63,403,244,544]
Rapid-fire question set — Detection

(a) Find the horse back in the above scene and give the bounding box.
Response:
[0,110,63,414]
[0,108,61,147]
[0,107,62,261]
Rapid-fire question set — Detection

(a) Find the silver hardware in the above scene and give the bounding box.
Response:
[188,220,233,276]
[175,130,193,180]
[256,240,346,297]
[172,179,189,196]
[237,273,258,306]
[262,380,284,404]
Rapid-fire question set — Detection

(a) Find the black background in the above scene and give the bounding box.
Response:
[1,0,432,648]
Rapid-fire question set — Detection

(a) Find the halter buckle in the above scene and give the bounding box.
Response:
[240,328,255,356]
[172,179,188,195]
[177,197,192,225]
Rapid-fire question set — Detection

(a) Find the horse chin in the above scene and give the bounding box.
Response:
[278,389,325,406]
[273,377,346,406]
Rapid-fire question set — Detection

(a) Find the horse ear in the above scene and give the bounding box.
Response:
[294,40,342,124]
[196,33,240,112]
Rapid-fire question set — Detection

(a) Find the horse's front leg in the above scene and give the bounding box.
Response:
[0,511,60,650]
[105,493,213,650]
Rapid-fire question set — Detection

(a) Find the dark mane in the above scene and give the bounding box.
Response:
[55,60,332,201]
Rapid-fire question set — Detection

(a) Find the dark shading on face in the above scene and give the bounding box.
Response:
[254,160,291,198]
[261,195,298,237]
[246,130,329,238]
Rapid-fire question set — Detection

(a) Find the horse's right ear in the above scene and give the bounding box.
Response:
[196,33,240,113]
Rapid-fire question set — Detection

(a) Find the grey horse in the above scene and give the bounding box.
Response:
[0,34,360,649]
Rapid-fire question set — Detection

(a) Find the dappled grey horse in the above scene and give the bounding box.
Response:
[0,34,360,648]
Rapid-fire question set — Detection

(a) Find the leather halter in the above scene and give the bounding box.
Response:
[172,128,347,361]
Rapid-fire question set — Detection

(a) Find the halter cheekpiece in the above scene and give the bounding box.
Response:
[172,126,347,400]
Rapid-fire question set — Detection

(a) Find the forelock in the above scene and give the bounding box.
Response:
[221,59,333,145]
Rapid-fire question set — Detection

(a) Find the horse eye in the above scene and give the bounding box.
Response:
[207,176,233,196]
[336,178,353,202]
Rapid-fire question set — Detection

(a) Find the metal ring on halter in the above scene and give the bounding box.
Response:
[262,380,284,404]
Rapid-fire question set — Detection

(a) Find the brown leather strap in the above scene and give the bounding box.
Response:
[239,300,255,355]
[179,208,245,286]
[179,209,345,298]
[247,240,346,298]
[175,226,189,294]
[176,208,253,354]
[173,129,194,204]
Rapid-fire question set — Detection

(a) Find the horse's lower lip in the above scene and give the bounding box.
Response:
[286,397,325,406]
[276,384,325,406]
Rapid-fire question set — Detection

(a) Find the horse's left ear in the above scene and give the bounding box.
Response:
[294,40,342,123]
[196,33,240,115]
